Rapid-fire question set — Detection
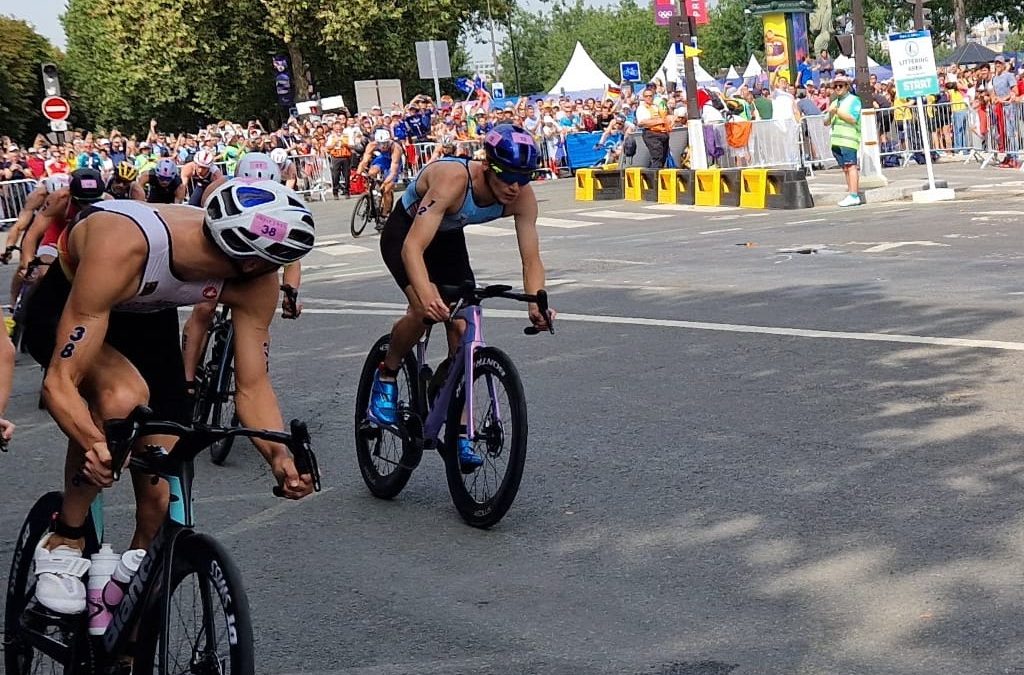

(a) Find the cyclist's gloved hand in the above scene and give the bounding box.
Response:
[280,284,301,320]
[271,454,314,499]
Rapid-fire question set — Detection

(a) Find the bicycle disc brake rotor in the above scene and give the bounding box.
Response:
[480,415,505,457]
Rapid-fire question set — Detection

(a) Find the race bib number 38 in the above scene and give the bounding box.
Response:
[250,213,289,242]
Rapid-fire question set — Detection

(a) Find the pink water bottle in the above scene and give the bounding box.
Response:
[87,544,120,635]
[102,549,146,610]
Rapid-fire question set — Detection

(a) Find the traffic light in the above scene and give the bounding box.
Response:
[40,63,61,96]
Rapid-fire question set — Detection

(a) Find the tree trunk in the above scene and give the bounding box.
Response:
[286,40,312,102]
[952,0,968,46]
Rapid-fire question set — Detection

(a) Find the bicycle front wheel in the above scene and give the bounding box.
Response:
[354,334,420,499]
[134,533,254,675]
[350,194,371,238]
[5,491,99,675]
[444,347,528,528]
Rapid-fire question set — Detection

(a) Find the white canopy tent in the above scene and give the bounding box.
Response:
[743,55,763,78]
[655,46,718,88]
[548,42,615,94]
[833,54,881,70]
[726,66,740,80]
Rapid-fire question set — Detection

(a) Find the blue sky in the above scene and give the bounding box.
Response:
[6,0,618,53]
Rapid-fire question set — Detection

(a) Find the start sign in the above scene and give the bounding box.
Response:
[888,30,940,99]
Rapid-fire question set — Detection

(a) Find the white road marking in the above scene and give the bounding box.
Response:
[586,209,669,220]
[302,269,387,283]
[643,204,741,212]
[582,258,653,265]
[976,210,1024,216]
[858,241,951,253]
[317,243,374,256]
[535,216,599,228]
[299,301,1024,351]
[465,224,515,236]
[314,239,341,248]
[787,218,827,225]
[216,488,334,540]
[699,227,743,234]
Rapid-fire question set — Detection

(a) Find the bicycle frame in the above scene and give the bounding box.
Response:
[417,303,500,446]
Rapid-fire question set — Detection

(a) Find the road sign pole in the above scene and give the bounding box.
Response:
[429,44,441,103]
[915,97,937,190]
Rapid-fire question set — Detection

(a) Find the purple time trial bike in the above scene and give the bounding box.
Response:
[354,284,552,528]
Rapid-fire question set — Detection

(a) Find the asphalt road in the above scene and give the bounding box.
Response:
[4,174,1024,674]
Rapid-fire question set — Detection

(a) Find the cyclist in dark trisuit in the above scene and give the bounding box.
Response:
[182,149,222,207]
[104,161,146,201]
[367,124,554,469]
[138,158,186,204]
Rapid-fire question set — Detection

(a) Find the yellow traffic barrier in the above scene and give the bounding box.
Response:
[624,167,643,201]
[657,169,678,204]
[740,169,769,209]
[575,169,596,201]
[694,169,722,207]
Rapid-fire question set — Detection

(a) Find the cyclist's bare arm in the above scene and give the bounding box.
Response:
[21,189,69,265]
[131,182,147,201]
[510,185,552,329]
[221,273,313,499]
[0,333,13,440]
[174,182,187,203]
[355,143,376,174]
[280,262,301,318]
[401,167,466,320]
[5,189,46,254]
[42,217,145,451]
[385,144,404,182]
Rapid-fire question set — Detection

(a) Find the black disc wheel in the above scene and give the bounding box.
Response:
[354,334,420,499]
[133,534,254,675]
[350,194,371,238]
[444,347,528,528]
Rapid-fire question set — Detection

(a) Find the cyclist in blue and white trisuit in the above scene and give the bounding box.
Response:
[355,128,404,216]
[367,124,554,471]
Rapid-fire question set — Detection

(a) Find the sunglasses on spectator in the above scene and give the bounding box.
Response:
[490,163,538,185]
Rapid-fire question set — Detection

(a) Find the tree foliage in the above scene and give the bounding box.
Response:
[696,0,765,74]
[0,16,62,142]
[501,0,669,95]
[59,0,501,136]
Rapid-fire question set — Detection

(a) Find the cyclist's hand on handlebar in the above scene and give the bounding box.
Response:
[528,303,556,331]
[0,418,14,443]
[421,294,450,324]
[271,454,314,499]
[82,441,116,488]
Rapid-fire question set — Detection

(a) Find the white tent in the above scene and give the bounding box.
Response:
[655,46,718,87]
[743,55,763,78]
[726,66,740,80]
[833,54,881,70]
[548,42,615,94]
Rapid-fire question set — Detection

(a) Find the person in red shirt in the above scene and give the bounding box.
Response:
[25,148,46,179]
[45,150,69,176]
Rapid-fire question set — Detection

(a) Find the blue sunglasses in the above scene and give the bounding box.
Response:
[491,164,538,186]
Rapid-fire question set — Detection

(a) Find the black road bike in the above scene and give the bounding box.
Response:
[4,405,321,674]
[349,175,387,238]
[191,306,237,465]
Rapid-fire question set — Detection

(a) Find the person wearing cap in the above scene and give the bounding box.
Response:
[992,56,1019,166]
[825,75,862,207]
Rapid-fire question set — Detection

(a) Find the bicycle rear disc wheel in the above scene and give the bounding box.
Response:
[209,371,237,466]
[354,334,419,499]
[5,491,98,675]
[134,533,254,675]
[350,194,371,238]
[444,347,528,528]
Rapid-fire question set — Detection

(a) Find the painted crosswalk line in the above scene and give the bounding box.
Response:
[465,224,515,236]
[585,209,670,220]
[534,216,599,228]
[316,244,375,256]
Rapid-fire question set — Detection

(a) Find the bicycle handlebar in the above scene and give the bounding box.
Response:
[104,405,322,495]
[423,284,554,335]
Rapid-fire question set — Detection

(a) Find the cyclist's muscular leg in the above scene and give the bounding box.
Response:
[129,445,170,548]
[382,181,395,215]
[381,284,439,373]
[44,346,150,552]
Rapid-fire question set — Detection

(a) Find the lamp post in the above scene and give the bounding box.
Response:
[486,0,501,82]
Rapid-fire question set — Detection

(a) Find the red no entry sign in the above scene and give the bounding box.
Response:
[41,96,70,121]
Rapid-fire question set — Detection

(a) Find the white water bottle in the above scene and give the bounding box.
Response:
[87,544,120,635]
[102,549,146,610]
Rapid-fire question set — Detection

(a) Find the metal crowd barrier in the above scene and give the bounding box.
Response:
[699,119,806,170]
[0,179,40,229]
[406,140,485,179]
[872,100,990,167]
[292,153,330,201]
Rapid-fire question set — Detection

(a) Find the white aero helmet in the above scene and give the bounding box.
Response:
[269,148,288,166]
[373,128,391,144]
[44,174,71,193]
[204,179,315,265]
[194,149,216,168]
[233,152,281,182]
